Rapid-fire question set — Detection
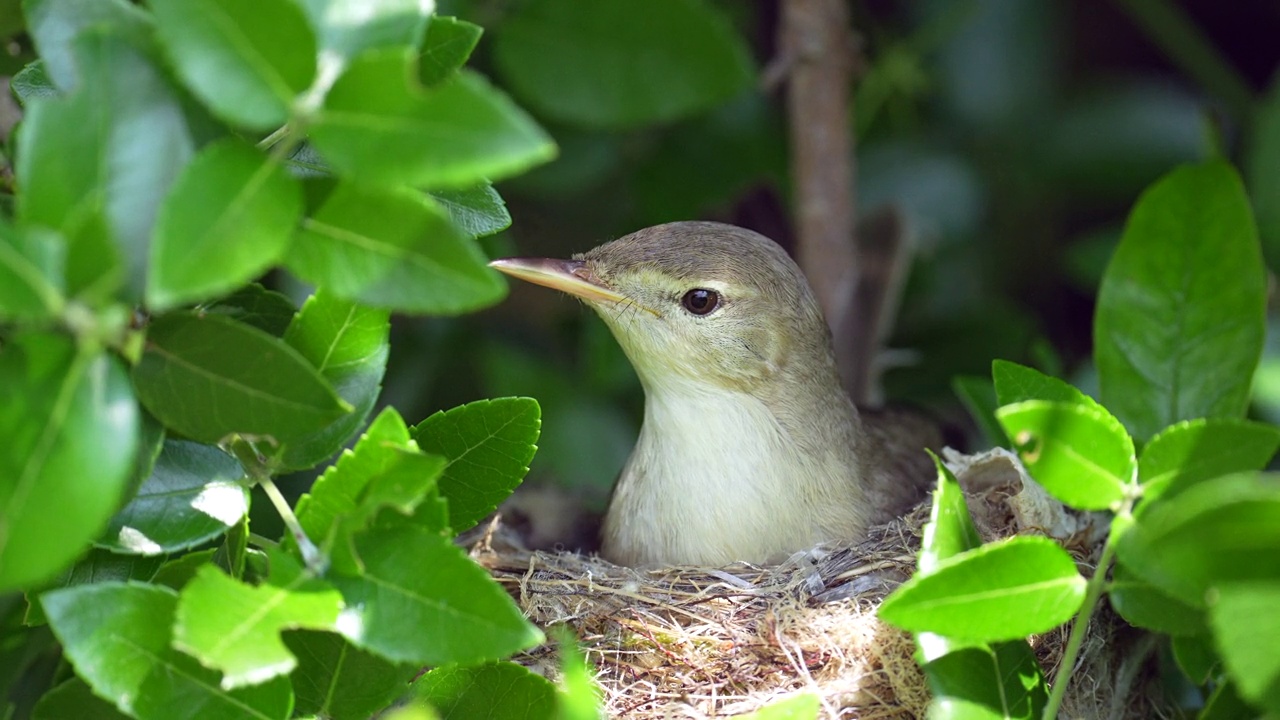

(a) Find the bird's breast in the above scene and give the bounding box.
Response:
[601,379,868,567]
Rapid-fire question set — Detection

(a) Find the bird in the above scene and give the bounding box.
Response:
[490,221,937,567]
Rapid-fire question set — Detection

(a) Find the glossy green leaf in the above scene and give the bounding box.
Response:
[294,408,445,573]
[991,359,1093,409]
[299,0,430,63]
[285,630,417,720]
[287,182,505,314]
[951,375,1004,449]
[0,334,138,591]
[278,290,391,470]
[149,139,303,309]
[23,548,163,626]
[149,0,316,130]
[98,440,248,556]
[0,221,64,320]
[1116,472,1280,608]
[151,549,218,591]
[16,29,194,301]
[410,662,556,720]
[10,60,58,104]
[411,397,541,533]
[42,582,293,719]
[1095,161,1266,441]
[878,536,1086,642]
[921,642,1048,720]
[333,525,542,664]
[493,0,753,128]
[428,183,512,239]
[418,15,482,86]
[1137,418,1280,505]
[912,456,1049,718]
[33,678,131,720]
[173,560,343,689]
[132,311,349,444]
[1107,563,1206,636]
[203,284,298,337]
[310,51,555,188]
[22,0,153,89]
[1248,76,1280,271]
[1209,582,1280,711]
[996,400,1135,510]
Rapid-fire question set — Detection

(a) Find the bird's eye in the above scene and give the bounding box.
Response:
[681,288,720,316]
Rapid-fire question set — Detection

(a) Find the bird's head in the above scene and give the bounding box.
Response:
[490,222,836,394]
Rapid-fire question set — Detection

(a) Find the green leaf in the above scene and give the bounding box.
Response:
[203,284,298,337]
[294,408,446,573]
[10,60,59,104]
[996,400,1135,511]
[411,398,541,533]
[1095,161,1267,442]
[23,548,163,626]
[148,139,303,309]
[298,0,430,63]
[286,182,506,314]
[151,549,218,590]
[149,0,316,130]
[22,0,153,89]
[0,334,138,591]
[310,51,555,188]
[915,455,983,661]
[1209,582,1280,711]
[1116,472,1280,608]
[951,375,1004,449]
[16,28,194,301]
[428,183,512,239]
[878,536,1086,642]
[1171,634,1218,685]
[1137,418,1280,505]
[285,630,417,720]
[33,678,132,720]
[42,582,292,719]
[132,311,349,444]
[1248,76,1280,271]
[410,662,556,720]
[1199,680,1255,720]
[736,694,820,720]
[277,290,391,471]
[0,221,64,320]
[493,0,753,129]
[173,559,343,689]
[991,359,1093,409]
[333,525,542,664]
[921,643,1048,720]
[1107,563,1206,636]
[98,440,248,556]
[418,16,483,86]
[552,629,602,720]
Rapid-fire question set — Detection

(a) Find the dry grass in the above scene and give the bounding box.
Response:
[470,450,1158,719]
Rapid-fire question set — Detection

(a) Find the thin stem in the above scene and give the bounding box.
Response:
[1043,529,1121,720]
[258,474,327,575]
[257,125,291,150]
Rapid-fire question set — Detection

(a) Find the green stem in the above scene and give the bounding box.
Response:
[1113,0,1255,123]
[258,474,327,574]
[1042,530,1120,720]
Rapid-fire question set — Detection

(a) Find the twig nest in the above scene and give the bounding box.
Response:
[471,450,1139,718]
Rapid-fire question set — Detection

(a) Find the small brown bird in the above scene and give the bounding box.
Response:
[491,222,935,567]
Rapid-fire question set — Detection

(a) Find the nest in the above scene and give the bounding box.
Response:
[469,450,1159,719]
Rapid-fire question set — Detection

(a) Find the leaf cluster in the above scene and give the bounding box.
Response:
[880,161,1280,719]
[0,0,605,717]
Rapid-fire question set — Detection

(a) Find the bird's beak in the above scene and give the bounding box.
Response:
[489,257,635,306]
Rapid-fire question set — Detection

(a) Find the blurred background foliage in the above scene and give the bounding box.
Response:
[3,0,1277,510]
